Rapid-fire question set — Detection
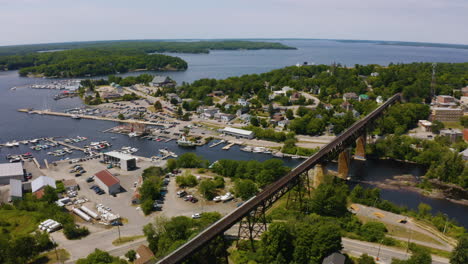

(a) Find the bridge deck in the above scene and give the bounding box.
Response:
[157,93,401,264]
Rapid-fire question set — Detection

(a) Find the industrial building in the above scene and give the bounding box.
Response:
[9,179,23,201]
[0,163,24,185]
[31,176,56,198]
[102,151,137,171]
[94,170,121,195]
[221,127,255,139]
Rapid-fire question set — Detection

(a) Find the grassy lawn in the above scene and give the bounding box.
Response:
[112,235,145,246]
[31,249,70,264]
[0,209,42,236]
[356,215,443,246]
[442,121,463,130]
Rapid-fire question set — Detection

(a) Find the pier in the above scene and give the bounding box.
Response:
[45,138,86,152]
[222,141,242,150]
[18,109,170,128]
[209,140,225,148]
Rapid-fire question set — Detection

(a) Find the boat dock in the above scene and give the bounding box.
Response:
[18,109,170,128]
[209,140,225,148]
[45,138,86,153]
[222,141,242,150]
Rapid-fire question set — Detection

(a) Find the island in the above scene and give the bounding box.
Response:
[0,40,296,78]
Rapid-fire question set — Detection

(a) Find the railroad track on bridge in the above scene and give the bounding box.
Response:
[157,94,401,264]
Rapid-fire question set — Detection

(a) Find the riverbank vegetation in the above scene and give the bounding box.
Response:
[368,135,468,188]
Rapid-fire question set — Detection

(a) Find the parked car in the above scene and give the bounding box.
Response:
[86,176,94,183]
[74,173,81,177]
[191,213,201,219]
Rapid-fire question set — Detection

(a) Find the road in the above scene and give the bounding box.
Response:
[342,238,449,264]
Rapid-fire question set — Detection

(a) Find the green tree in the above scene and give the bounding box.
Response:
[176,174,198,187]
[308,182,349,217]
[125,250,136,262]
[199,180,217,200]
[166,159,178,171]
[286,109,295,120]
[233,179,258,200]
[461,116,468,128]
[358,254,376,264]
[260,222,294,263]
[250,116,260,126]
[450,234,468,264]
[41,185,58,204]
[359,222,387,242]
[417,203,432,218]
[431,120,444,134]
[76,249,127,264]
[117,113,125,120]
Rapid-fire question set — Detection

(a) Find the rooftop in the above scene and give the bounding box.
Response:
[95,169,120,187]
[222,127,254,136]
[104,151,136,161]
[31,176,56,193]
[0,162,23,178]
[135,245,155,264]
[152,76,170,84]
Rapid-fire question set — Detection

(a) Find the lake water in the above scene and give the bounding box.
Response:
[1,39,467,227]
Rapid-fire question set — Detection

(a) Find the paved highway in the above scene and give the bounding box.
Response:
[342,238,449,264]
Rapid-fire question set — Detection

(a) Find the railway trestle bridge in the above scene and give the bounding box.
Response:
[157,93,402,264]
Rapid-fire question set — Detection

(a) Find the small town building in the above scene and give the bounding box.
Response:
[221,127,255,139]
[0,162,24,185]
[197,107,220,118]
[323,104,333,111]
[101,92,121,100]
[151,76,173,87]
[102,151,137,171]
[341,101,353,111]
[370,72,379,77]
[239,113,251,122]
[418,120,432,132]
[63,179,79,191]
[343,92,358,101]
[166,93,181,103]
[462,86,468,97]
[31,176,56,198]
[9,179,23,201]
[460,96,468,106]
[440,128,463,142]
[436,95,457,107]
[218,113,236,122]
[135,245,156,264]
[208,90,224,97]
[359,94,369,101]
[322,252,345,264]
[430,107,463,122]
[289,92,301,103]
[94,170,121,195]
[376,96,384,104]
[237,98,250,107]
[460,149,468,161]
[278,119,290,128]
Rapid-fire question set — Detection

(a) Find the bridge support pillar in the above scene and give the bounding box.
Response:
[338,149,351,180]
[313,163,327,188]
[355,133,366,160]
[237,203,267,251]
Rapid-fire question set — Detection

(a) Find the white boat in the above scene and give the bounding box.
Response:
[273,152,284,158]
[90,142,100,146]
[291,155,300,159]
[240,146,252,152]
[5,142,14,148]
[177,136,196,147]
[71,114,81,119]
[159,148,170,155]
[30,139,39,144]
[263,149,272,154]
[220,192,233,202]
[128,132,137,137]
[252,147,264,153]
[130,148,138,153]
[11,141,19,147]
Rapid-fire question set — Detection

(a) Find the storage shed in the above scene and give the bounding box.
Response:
[94,170,120,195]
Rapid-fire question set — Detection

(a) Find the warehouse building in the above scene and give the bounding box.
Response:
[102,151,137,171]
[221,127,255,139]
[31,176,56,198]
[0,163,24,185]
[95,170,121,195]
[9,179,23,201]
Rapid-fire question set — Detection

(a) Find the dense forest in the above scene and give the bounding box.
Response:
[0,40,296,56]
[0,40,295,77]
[0,48,188,77]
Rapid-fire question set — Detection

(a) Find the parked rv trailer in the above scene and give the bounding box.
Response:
[47,222,62,233]
[72,208,91,222]
[80,205,100,219]
[39,219,54,230]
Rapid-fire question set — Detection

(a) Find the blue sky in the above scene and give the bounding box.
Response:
[1,0,467,46]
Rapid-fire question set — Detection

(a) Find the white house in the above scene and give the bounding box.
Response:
[237,98,250,107]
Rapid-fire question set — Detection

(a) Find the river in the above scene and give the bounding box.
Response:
[0,39,467,227]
